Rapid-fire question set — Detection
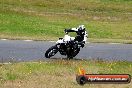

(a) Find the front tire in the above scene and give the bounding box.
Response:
[45,45,58,58]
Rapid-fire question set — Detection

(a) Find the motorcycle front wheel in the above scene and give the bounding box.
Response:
[45,45,58,58]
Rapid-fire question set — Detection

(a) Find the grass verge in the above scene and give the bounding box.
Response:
[89,38,132,44]
[0,0,132,43]
[0,59,132,88]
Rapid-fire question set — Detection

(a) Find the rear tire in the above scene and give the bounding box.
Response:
[67,48,80,59]
[73,48,80,57]
[45,45,58,58]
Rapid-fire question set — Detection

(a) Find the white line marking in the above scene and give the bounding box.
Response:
[88,46,94,47]
[23,40,33,42]
[86,42,90,44]
[108,43,121,44]
[49,41,56,42]
[1,39,7,40]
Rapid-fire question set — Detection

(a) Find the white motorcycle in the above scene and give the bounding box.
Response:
[45,32,85,59]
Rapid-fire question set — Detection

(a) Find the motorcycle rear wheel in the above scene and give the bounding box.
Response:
[67,48,80,59]
[73,48,80,57]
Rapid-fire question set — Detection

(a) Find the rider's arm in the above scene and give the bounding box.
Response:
[65,28,78,33]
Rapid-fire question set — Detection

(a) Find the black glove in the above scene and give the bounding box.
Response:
[64,29,68,34]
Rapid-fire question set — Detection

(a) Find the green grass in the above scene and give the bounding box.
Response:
[0,0,132,42]
[0,60,132,88]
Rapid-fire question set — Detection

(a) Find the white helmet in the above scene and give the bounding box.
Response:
[78,25,85,31]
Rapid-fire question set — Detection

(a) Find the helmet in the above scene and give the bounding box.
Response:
[78,25,85,31]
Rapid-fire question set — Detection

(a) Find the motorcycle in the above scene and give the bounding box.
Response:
[45,32,85,59]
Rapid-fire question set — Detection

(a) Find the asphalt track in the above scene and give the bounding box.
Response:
[0,40,132,62]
